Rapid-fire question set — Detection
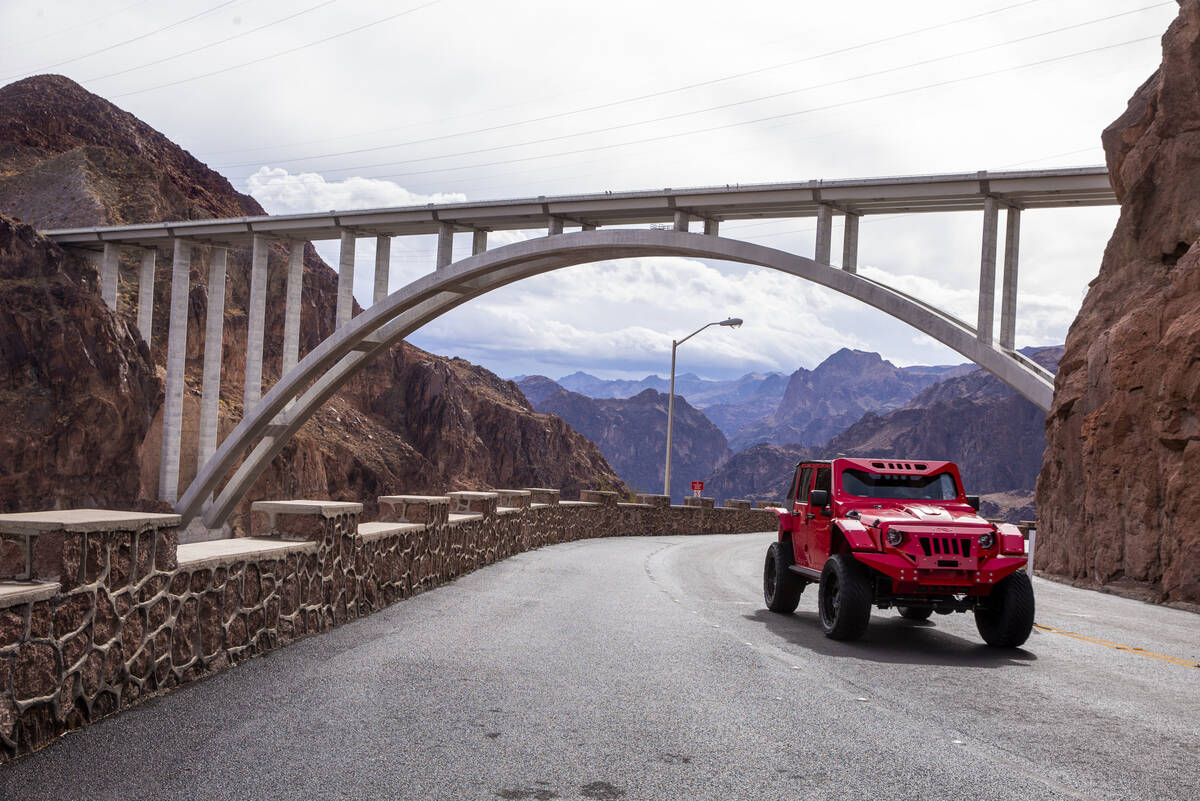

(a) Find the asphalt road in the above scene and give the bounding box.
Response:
[2,533,1198,801]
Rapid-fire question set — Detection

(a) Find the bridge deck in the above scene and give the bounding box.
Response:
[45,166,1114,249]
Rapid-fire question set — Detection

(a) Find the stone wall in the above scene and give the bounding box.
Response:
[0,492,773,762]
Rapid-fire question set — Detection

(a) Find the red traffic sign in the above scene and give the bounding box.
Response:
[691,481,704,491]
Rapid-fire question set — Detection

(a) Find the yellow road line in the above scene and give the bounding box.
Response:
[1033,623,1200,669]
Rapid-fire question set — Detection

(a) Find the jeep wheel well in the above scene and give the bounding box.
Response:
[830,526,853,555]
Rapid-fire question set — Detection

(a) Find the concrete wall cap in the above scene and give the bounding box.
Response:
[250,500,363,517]
[0,581,60,609]
[446,491,500,500]
[0,509,180,535]
[177,537,319,571]
[447,512,484,524]
[377,495,450,505]
[495,489,532,497]
[357,521,424,542]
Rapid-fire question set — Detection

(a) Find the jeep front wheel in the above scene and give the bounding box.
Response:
[974,571,1035,648]
[764,541,803,614]
[818,555,873,640]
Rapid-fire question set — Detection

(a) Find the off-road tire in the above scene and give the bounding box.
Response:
[974,571,1036,647]
[764,541,804,614]
[898,605,933,621]
[818,554,873,640]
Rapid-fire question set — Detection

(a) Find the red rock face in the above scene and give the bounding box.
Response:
[0,75,622,524]
[1037,2,1200,604]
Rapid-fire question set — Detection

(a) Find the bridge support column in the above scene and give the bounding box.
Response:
[1000,206,1021,351]
[283,241,304,375]
[244,235,269,412]
[373,235,390,305]
[100,243,119,311]
[673,210,689,232]
[547,217,563,236]
[198,247,227,473]
[471,229,488,256]
[159,239,191,504]
[703,219,719,236]
[842,212,860,273]
[436,223,454,268]
[815,204,834,265]
[137,248,156,336]
[337,231,355,327]
[977,196,999,342]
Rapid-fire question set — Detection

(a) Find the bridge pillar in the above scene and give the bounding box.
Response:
[137,248,156,336]
[283,241,304,375]
[547,216,563,236]
[673,210,689,232]
[159,239,191,504]
[100,243,119,311]
[373,235,390,305]
[977,196,999,342]
[198,247,227,473]
[815,204,834,265]
[436,222,454,268]
[337,231,356,327]
[842,212,860,273]
[703,219,719,236]
[1000,206,1021,351]
[244,235,269,412]
[471,229,488,255]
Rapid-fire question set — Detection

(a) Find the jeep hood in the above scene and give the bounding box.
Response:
[854,503,990,528]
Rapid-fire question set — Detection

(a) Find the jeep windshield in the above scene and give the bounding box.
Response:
[840,468,960,500]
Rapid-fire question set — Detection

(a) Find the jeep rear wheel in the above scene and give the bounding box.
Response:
[897,605,933,621]
[764,541,803,614]
[818,555,873,640]
[975,571,1035,647]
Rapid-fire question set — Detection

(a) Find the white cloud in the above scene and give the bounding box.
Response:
[246,166,466,214]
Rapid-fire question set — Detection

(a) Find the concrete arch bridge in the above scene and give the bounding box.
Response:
[44,167,1116,532]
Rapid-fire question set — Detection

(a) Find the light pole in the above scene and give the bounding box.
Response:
[663,317,743,497]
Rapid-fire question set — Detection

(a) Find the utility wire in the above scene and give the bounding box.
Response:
[252,4,1168,177]
[81,0,339,83]
[110,0,443,98]
[206,0,1044,160]
[353,34,1158,184]
[0,1,240,81]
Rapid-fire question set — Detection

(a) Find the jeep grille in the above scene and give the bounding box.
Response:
[918,536,972,559]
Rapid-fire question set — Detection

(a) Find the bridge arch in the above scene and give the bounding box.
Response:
[177,228,1054,529]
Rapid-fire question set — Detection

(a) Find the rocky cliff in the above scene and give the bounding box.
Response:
[0,75,621,528]
[1038,1,1200,604]
[702,443,811,504]
[519,379,728,501]
[728,349,960,450]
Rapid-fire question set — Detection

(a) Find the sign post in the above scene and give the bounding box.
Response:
[691,481,704,498]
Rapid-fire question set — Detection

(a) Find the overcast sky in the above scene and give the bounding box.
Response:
[0,0,1177,380]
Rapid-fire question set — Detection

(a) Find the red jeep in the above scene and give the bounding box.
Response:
[763,457,1034,647]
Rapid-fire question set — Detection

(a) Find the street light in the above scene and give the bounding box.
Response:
[663,317,743,497]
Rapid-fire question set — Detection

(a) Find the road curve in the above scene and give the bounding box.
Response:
[1,533,1197,800]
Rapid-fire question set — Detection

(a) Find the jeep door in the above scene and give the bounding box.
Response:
[789,465,814,568]
[808,465,833,570]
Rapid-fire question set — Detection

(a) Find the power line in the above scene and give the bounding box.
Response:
[352,34,1158,184]
[110,0,443,99]
[249,4,1167,177]
[81,0,339,84]
[206,0,1044,161]
[0,1,240,82]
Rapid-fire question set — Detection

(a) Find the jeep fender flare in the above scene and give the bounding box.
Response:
[770,507,794,541]
[832,518,877,551]
[995,522,1028,556]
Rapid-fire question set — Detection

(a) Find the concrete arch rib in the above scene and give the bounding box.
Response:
[178,229,1053,529]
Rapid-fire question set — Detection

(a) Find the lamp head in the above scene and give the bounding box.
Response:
[720,317,743,329]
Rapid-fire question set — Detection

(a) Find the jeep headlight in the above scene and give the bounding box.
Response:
[886,528,905,547]
[978,531,996,550]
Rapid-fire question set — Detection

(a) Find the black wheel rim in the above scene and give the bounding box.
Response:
[765,553,776,599]
[822,572,840,625]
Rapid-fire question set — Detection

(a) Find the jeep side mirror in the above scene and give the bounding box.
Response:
[809,489,829,508]
[966,495,980,511]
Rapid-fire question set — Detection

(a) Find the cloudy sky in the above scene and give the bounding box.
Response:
[0,0,1176,380]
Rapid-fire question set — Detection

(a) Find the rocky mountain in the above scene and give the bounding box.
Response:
[0,74,622,530]
[704,348,1060,520]
[1039,1,1200,605]
[548,369,788,439]
[518,378,728,501]
[728,348,965,450]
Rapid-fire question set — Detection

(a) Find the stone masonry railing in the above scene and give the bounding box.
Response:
[0,492,775,762]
